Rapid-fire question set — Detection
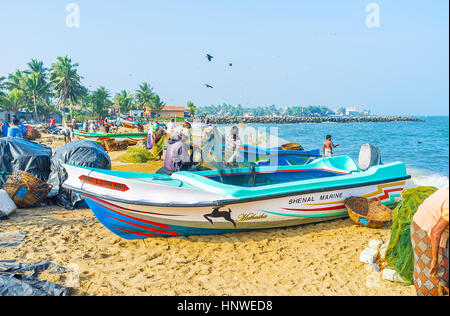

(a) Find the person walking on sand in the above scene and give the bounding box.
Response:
[323,135,339,158]
[411,185,449,296]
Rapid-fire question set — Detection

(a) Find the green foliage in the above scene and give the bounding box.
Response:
[0,76,6,99]
[187,100,197,116]
[115,90,135,113]
[89,86,112,119]
[0,88,25,114]
[336,107,346,115]
[135,82,154,109]
[20,71,52,119]
[196,104,336,117]
[50,56,85,110]
[149,94,166,113]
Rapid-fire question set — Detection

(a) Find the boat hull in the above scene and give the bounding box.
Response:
[121,120,149,129]
[74,130,147,145]
[81,179,405,239]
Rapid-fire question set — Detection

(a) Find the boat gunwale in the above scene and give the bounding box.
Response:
[63,175,411,208]
[74,130,147,138]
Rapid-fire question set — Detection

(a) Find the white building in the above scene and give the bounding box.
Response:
[129,110,144,117]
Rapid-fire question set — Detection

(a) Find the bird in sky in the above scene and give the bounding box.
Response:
[206,54,214,62]
[205,84,214,88]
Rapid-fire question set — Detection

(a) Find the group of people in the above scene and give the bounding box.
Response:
[146,119,200,174]
[155,121,341,174]
[81,118,112,134]
[0,116,27,138]
[149,118,235,175]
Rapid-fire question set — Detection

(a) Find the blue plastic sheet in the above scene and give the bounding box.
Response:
[0,260,69,296]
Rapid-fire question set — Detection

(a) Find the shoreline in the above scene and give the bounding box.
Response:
[199,116,424,125]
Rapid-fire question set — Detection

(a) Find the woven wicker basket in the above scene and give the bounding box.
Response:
[3,170,52,208]
[344,196,392,228]
[281,142,304,151]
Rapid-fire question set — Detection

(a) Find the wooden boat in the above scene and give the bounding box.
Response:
[121,119,149,129]
[73,130,147,145]
[62,156,410,239]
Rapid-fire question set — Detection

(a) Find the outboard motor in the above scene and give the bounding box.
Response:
[358,143,382,171]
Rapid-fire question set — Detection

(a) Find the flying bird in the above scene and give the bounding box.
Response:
[206,54,214,62]
[205,84,214,88]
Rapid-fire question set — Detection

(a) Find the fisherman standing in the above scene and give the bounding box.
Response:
[323,135,339,158]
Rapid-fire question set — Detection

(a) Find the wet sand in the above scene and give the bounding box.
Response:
[0,140,416,296]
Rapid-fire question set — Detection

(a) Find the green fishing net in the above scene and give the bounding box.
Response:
[119,147,151,163]
[385,186,438,284]
[119,137,166,163]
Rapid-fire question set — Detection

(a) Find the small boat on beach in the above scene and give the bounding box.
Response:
[121,119,149,129]
[73,130,147,145]
[62,156,410,239]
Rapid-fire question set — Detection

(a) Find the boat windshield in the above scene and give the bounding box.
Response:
[200,126,341,187]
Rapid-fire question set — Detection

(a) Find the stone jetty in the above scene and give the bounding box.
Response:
[197,116,424,124]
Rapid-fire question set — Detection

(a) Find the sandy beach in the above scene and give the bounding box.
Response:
[0,205,416,296]
[0,137,416,296]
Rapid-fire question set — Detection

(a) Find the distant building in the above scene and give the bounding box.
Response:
[0,110,14,123]
[129,109,145,117]
[345,107,359,116]
[144,106,187,118]
[345,107,371,116]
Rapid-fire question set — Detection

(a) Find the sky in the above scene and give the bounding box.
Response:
[0,0,448,115]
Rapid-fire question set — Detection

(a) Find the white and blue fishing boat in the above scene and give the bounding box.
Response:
[62,155,410,239]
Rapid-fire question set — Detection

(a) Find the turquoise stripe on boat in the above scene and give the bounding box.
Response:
[259,209,349,218]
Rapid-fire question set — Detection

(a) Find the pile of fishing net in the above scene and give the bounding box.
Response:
[119,147,152,163]
[119,146,162,163]
[23,128,41,141]
[101,139,129,152]
[383,186,438,284]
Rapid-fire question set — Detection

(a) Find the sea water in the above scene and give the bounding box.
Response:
[221,116,449,188]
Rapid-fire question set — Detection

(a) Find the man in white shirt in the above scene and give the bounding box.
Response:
[166,118,176,134]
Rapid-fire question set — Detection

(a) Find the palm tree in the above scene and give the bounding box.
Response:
[0,88,25,116]
[25,59,48,77]
[186,100,197,116]
[6,70,25,91]
[0,76,6,98]
[135,82,154,110]
[90,87,111,119]
[50,56,84,113]
[114,90,134,114]
[20,72,51,120]
[149,94,166,115]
